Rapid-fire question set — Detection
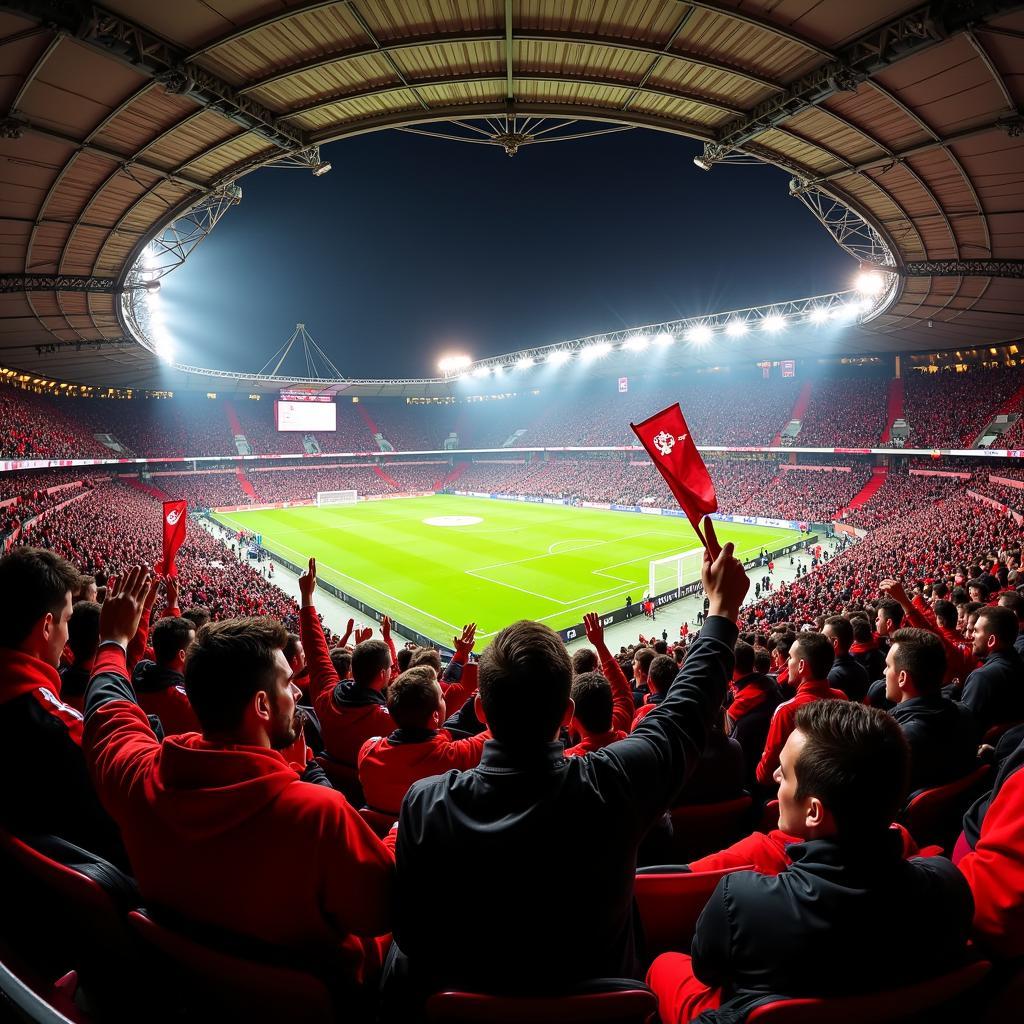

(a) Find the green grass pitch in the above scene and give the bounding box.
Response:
[213,496,800,646]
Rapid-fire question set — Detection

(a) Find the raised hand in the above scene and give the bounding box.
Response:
[880,578,910,606]
[354,626,372,644]
[298,557,317,607]
[701,517,749,621]
[164,572,179,611]
[100,565,153,648]
[583,612,604,649]
[454,623,476,658]
[339,617,354,647]
[380,614,392,642]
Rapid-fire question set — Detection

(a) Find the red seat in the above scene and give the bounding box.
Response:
[668,795,753,861]
[756,799,780,833]
[746,959,991,1023]
[635,865,753,958]
[315,753,364,806]
[359,806,397,837]
[127,908,337,1023]
[901,764,992,849]
[425,986,657,1023]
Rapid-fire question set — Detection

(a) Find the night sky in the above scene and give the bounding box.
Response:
[163,126,855,378]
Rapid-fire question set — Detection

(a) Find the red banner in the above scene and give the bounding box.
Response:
[162,500,187,577]
[631,403,718,546]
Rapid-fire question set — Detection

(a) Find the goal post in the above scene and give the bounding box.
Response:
[316,489,358,507]
[648,548,704,601]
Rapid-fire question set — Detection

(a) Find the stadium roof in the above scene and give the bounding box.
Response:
[1,0,1023,393]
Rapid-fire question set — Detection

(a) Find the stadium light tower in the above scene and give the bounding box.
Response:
[439,354,472,376]
[855,269,885,295]
[762,314,786,332]
[686,325,713,346]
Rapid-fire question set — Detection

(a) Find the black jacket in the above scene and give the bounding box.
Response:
[393,615,736,994]
[692,832,973,1021]
[828,653,870,703]
[960,648,1024,734]
[727,673,781,785]
[891,695,979,794]
[675,728,746,806]
[852,646,886,684]
[131,660,184,694]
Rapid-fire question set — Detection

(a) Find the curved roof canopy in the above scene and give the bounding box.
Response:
[0,0,1022,391]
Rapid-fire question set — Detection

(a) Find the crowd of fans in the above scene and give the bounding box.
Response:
[152,472,253,509]
[795,377,889,447]
[905,367,1024,449]
[841,470,966,531]
[0,389,107,460]
[247,465,395,503]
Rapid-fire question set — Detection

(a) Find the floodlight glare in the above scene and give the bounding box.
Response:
[762,314,786,332]
[855,270,884,295]
[686,325,713,346]
[472,365,490,378]
[693,156,713,171]
[548,350,571,366]
[516,356,534,369]
[624,334,649,352]
[438,354,472,374]
[725,319,748,337]
[809,307,829,325]
[580,342,612,361]
[654,332,674,346]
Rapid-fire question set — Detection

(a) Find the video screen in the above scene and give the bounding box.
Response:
[274,399,336,432]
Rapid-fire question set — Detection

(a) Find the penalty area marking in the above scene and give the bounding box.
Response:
[424,515,483,527]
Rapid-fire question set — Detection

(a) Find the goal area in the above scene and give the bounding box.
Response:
[316,489,358,507]
[649,548,704,601]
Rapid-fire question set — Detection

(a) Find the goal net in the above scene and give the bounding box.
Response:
[316,489,358,507]
[649,548,704,601]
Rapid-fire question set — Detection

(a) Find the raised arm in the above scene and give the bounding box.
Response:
[298,558,340,701]
[584,612,634,735]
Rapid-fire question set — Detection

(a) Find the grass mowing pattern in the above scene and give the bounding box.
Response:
[213,496,800,645]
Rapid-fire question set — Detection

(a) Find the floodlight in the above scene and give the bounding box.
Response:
[548,350,571,366]
[809,307,829,325]
[472,365,490,378]
[312,161,332,177]
[516,357,534,369]
[686,325,713,346]
[438,354,472,374]
[624,334,649,352]
[855,270,884,295]
[654,332,674,346]
[725,319,748,337]
[762,314,786,332]
[693,156,713,171]
[580,342,612,360]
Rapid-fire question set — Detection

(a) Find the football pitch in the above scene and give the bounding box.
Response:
[212,496,800,645]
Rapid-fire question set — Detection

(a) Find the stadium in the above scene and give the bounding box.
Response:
[0,1,1023,1022]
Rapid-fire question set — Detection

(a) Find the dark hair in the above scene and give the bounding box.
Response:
[572,647,599,676]
[999,590,1023,622]
[152,615,195,665]
[734,641,755,674]
[933,599,958,630]
[181,606,211,630]
[674,646,686,665]
[283,632,302,663]
[931,581,949,600]
[570,671,612,734]
[824,616,853,653]
[890,627,946,694]
[976,605,1018,649]
[968,577,991,596]
[67,601,101,661]
[0,547,81,649]
[644,654,674,695]
[754,648,772,674]
[352,638,391,687]
[185,617,288,734]
[633,647,656,676]
[396,646,414,672]
[330,647,352,679]
[387,666,440,730]
[478,620,571,745]
[876,599,904,628]
[653,639,668,655]
[851,618,873,644]
[409,647,442,674]
[794,700,909,839]
[792,632,835,680]
[775,634,795,660]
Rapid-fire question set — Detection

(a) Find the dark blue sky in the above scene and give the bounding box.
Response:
[163,126,855,378]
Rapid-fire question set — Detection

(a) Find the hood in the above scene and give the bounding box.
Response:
[146,733,300,839]
[333,678,386,709]
[132,660,185,694]
[0,647,63,705]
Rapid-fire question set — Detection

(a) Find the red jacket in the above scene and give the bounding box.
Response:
[359,727,489,815]
[565,730,627,758]
[957,751,1024,957]
[84,644,395,982]
[755,679,848,785]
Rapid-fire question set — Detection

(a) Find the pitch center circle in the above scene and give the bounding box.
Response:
[423,515,483,527]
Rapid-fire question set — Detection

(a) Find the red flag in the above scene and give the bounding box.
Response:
[162,500,187,577]
[631,403,718,547]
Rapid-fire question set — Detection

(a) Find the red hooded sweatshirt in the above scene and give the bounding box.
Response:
[84,644,395,983]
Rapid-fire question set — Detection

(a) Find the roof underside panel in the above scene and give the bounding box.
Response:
[0,0,1020,389]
